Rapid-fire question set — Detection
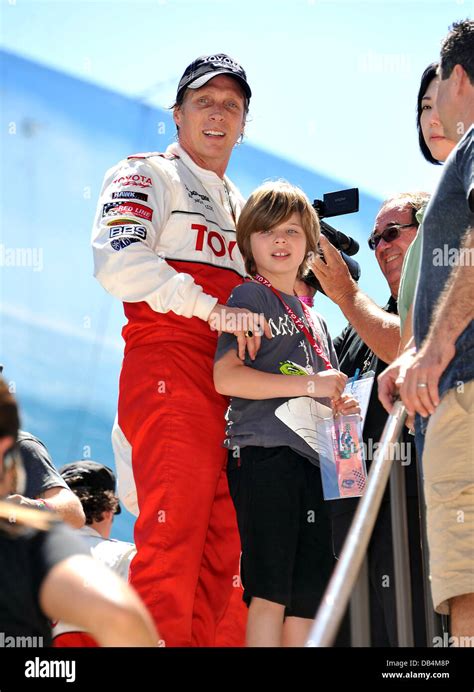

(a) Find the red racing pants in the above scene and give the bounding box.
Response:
[118,331,247,647]
[53,633,98,647]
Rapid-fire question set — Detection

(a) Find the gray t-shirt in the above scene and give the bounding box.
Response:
[17,431,68,499]
[214,281,338,464]
[414,125,474,397]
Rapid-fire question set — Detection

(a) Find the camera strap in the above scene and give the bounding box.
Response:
[253,273,333,370]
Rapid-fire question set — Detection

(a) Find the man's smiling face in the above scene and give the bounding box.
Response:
[173,75,246,178]
[373,202,419,298]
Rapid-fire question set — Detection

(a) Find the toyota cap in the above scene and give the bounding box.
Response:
[176,53,251,103]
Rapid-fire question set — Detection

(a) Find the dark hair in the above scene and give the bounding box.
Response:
[416,63,442,165]
[73,488,119,525]
[440,20,474,85]
[0,378,19,441]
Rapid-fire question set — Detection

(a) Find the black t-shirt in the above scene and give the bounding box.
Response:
[0,520,88,646]
[330,297,418,516]
[17,431,68,499]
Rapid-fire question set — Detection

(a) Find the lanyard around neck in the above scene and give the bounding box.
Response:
[253,273,333,370]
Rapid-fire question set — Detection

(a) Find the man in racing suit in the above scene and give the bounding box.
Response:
[92,54,266,647]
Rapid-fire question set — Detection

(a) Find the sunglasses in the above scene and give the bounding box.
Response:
[368,223,417,250]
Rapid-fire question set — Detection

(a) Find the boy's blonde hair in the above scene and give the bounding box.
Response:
[236,180,320,279]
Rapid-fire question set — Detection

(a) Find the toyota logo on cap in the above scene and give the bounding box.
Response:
[176,53,251,102]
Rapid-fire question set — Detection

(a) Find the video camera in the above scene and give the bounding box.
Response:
[304,188,361,295]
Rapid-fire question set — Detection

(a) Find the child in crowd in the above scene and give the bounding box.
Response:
[213,181,360,647]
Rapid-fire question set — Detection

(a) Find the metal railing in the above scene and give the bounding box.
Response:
[307,400,443,647]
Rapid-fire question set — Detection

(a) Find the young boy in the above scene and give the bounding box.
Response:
[213,181,359,647]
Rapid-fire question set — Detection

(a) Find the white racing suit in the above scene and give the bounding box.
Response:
[91,143,247,646]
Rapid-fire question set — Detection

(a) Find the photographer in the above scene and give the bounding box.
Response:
[311,192,429,645]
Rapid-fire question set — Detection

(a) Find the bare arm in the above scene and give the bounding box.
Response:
[214,348,347,400]
[426,227,474,347]
[399,227,474,416]
[40,554,158,647]
[41,487,85,528]
[310,236,400,362]
[335,288,401,362]
[8,487,86,529]
[378,301,416,414]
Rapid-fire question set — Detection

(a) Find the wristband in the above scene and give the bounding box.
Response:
[35,499,54,512]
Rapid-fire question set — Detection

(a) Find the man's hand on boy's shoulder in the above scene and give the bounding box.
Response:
[208,303,272,362]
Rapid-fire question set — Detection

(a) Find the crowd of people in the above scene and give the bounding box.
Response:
[1,19,472,649]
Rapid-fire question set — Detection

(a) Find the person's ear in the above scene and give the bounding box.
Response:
[0,437,14,457]
[0,437,15,493]
[173,106,182,129]
[456,64,470,94]
[0,436,15,471]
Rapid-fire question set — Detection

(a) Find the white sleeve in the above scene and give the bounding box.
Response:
[115,546,137,582]
[91,158,218,321]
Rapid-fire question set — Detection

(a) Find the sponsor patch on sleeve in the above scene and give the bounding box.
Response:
[112,173,153,188]
[112,190,148,202]
[111,237,142,252]
[106,218,141,226]
[108,225,147,241]
[102,201,153,222]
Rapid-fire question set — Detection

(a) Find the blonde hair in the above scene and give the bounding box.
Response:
[237,180,320,279]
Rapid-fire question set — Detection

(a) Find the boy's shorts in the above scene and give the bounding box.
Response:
[227,445,333,619]
[422,380,474,615]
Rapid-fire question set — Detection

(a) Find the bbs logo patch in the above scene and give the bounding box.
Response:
[108,225,147,241]
[111,237,141,252]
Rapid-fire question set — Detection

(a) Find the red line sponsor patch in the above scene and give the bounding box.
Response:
[102,201,153,221]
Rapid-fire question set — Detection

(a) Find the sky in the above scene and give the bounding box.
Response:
[1,0,472,200]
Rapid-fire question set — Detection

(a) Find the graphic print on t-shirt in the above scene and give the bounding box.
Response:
[279,360,311,376]
[274,310,319,376]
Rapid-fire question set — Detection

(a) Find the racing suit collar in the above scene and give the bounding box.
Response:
[167,142,234,189]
